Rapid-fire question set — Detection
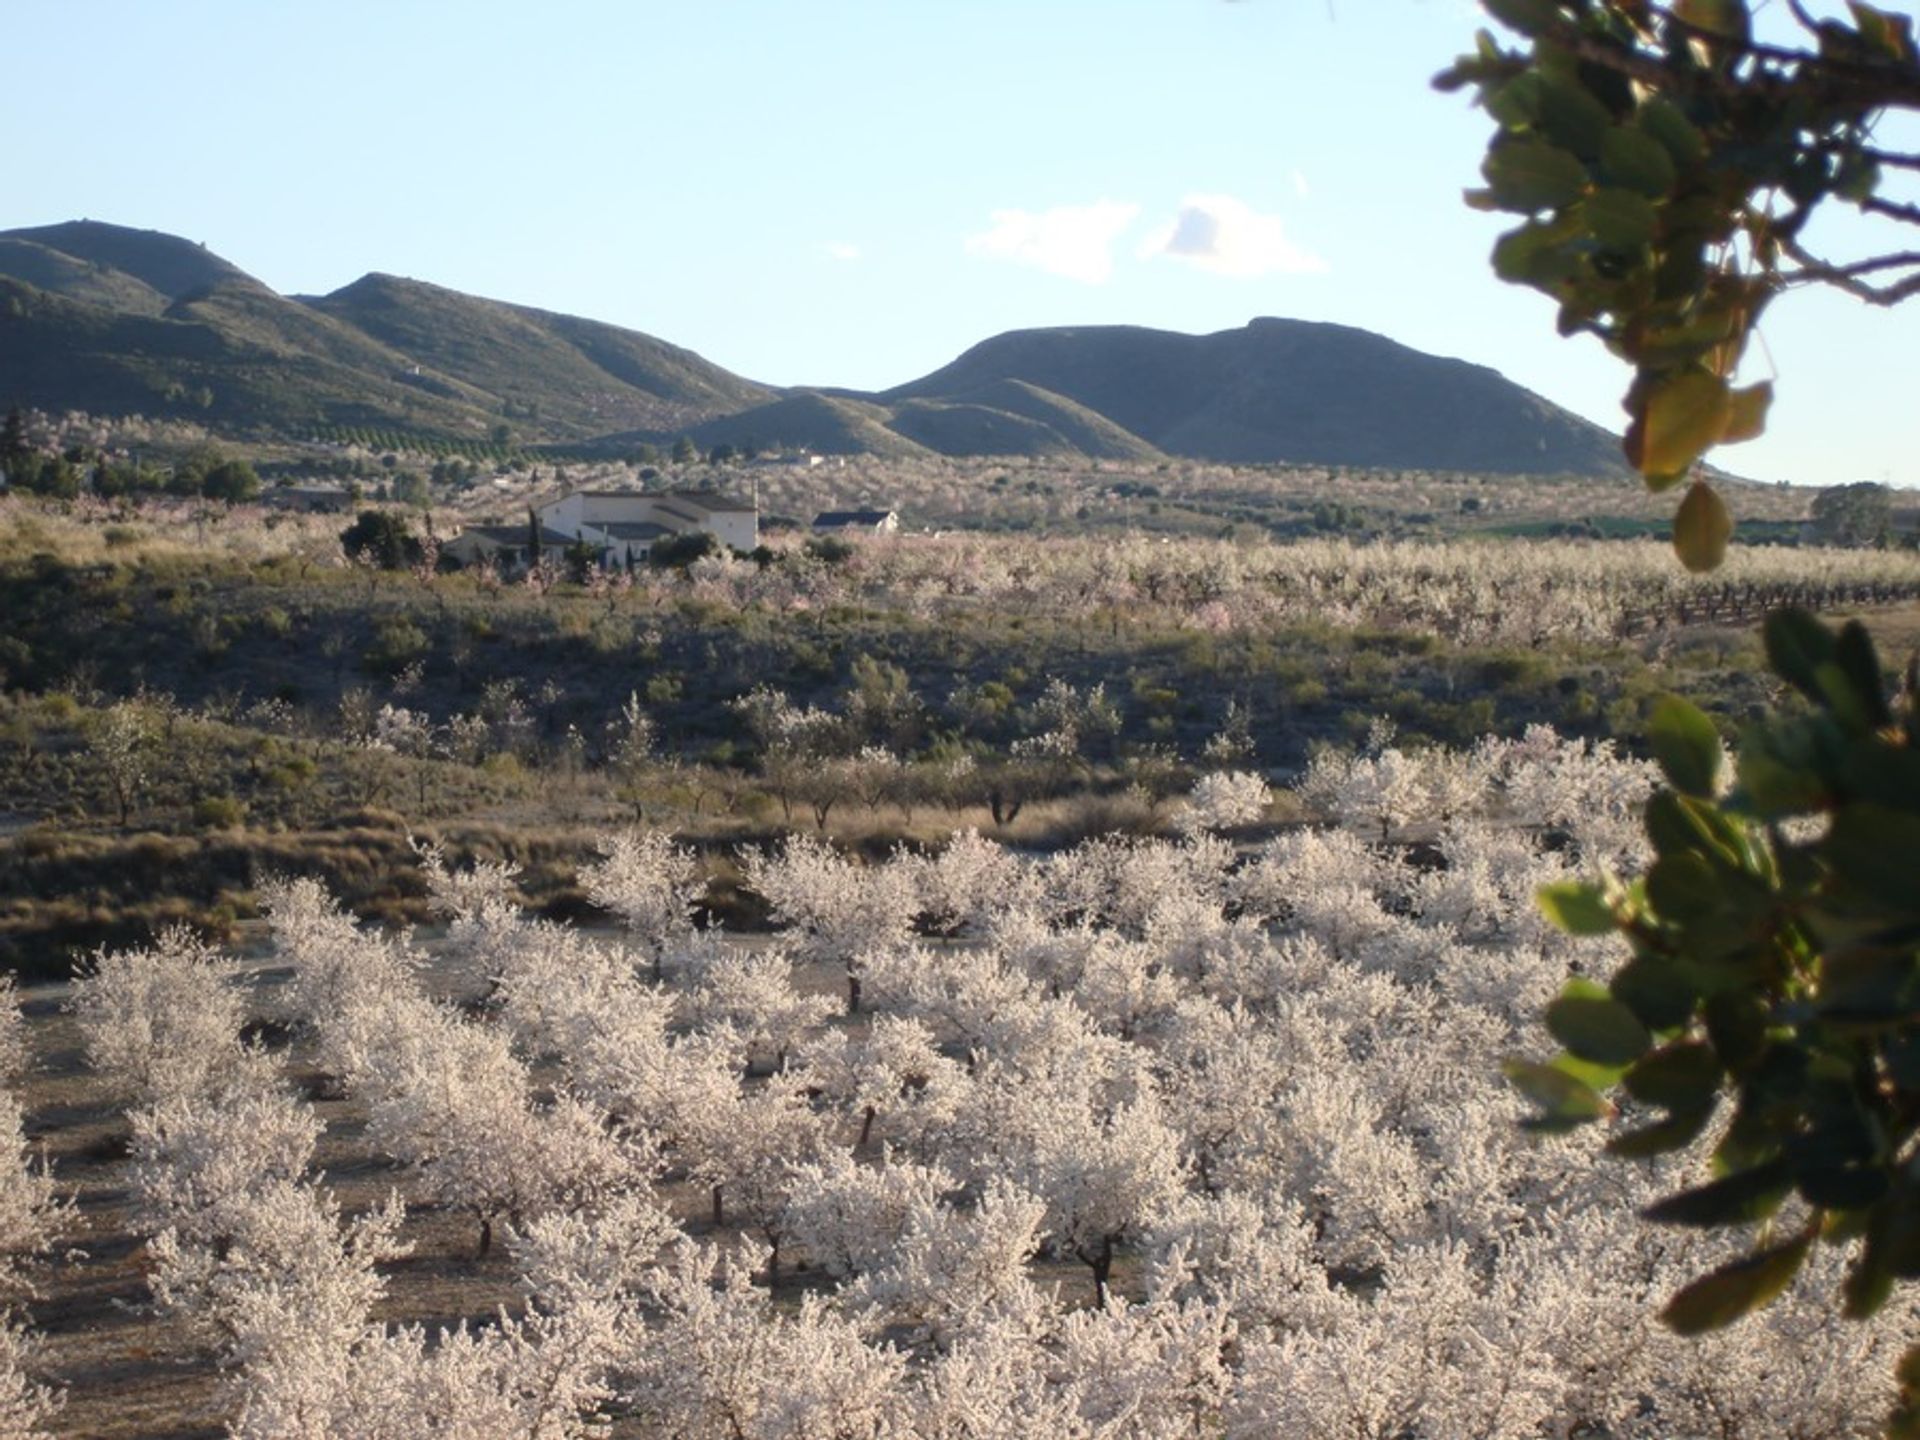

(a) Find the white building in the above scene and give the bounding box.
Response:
[812,507,900,535]
[533,487,759,567]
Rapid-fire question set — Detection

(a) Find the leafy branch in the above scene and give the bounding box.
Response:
[1438,0,1920,567]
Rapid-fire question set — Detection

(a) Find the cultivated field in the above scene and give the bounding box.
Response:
[0,739,1910,1437]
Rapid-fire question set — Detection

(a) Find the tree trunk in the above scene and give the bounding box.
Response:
[712,1184,725,1228]
[859,1105,877,1148]
[846,969,862,1016]
[477,1214,494,1258]
[1089,1237,1116,1307]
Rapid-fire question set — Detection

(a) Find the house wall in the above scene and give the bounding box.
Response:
[537,492,758,555]
[700,509,758,551]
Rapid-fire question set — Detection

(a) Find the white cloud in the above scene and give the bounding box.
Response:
[965,200,1141,284]
[1140,194,1326,278]
[825,242,862,262]
[1291,169,1310,199]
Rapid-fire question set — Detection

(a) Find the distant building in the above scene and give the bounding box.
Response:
[441,522,575,572]
[533,487,759,566]
[265,481,352,514]
[812,507,899,535]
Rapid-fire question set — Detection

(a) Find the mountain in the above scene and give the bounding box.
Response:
[881,319,1625,476]
[2,221,248,300]
[0,221,776,443]
[304,273,776,436]
[0,220,1626,476]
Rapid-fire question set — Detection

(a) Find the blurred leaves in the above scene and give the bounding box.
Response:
[1527,608,1920,1407]
[1441,0,1920,563]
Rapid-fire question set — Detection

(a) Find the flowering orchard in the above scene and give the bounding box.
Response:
[6,731,1914,1437]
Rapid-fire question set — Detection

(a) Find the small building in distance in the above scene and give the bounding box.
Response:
[812,507,899,536]
[441,522,576,572]
[542,487,759,565]
[264,481,353,514]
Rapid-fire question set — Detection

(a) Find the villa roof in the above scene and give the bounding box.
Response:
[458,524,574,547]
[813,508,896,529]
[595,521,674,541]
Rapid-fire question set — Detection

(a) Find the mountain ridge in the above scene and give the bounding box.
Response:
[0,219,1627,476]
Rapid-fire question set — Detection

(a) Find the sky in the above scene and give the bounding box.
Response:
[6,0,1916,488]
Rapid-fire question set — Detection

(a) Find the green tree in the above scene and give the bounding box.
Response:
[671,434,698,464]
[1812,481,1896,547]
[339,510,421,570]
[1446,5,1920,1429]
[526,505,545,569]
[200,458,261,505]
[648,530,719,569]
[0,407,28,471]
[1438,1,1920,568]
[390,470,430,509]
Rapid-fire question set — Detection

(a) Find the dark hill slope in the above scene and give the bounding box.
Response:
[0,277,498,434]
[2,221,249,301]
[0,239,169,314]
[901,379,1162,461]
[884,319,1624,476]
[685,392,933,461]
[305,274,777,437]
[0,220,1622,473]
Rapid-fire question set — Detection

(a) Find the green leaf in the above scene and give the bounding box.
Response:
[1581,187,1659,248]
[1820,946,1920,1025]
[1548,991,1653,1066]
[1492,220,1582,285]
[1637,97,1707,167]
[1627,373,1730,481]
[1612,954,1700,1031]
[1607,1104,1715,1158]
[1534,72,1613,158]
[1553,1050,1631,1092]
[1833,620,1891,730]
[1601,125,1679,197]
[1720,381,1771,444]
[1836,155,1882,204]
[1661,1229,1813,1335]
[1703,990,1769,1072]
[1644,1158,1793,1227]
[1826,805,1920,912]
[1674,0,1751,41]
[1487,72,1546,131]
[1673,479,1734,573]
[1797,1164,1889,1210]
[1537,881,1617,935]
[1763,608,1836,704]
[1624,1041,1723,1109]
[1649,695,1724,798]
[1848,1,1916,62]
[1483,139,1589,212]
[1505,1057,1611,1131]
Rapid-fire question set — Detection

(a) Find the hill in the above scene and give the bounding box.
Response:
[0,221,1625,474]
[0,222,775,444]
[2,220,248,301]
[304,273,777,437]
[881,319,1626,476]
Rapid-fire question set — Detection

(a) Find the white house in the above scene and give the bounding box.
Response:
[441,521,575,571]
[532,487,759,566]
[812,507,900,535]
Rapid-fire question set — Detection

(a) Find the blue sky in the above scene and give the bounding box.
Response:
[7,0,1915,487]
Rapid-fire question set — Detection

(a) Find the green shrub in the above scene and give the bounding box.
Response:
[192,795,246,830]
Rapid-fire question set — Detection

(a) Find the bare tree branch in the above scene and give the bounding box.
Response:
[1779,234,1920,304]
